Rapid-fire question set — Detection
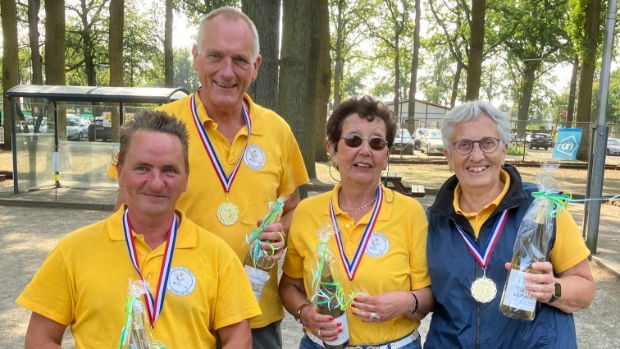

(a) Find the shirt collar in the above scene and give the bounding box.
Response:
[194,92,264,136]
[453,169,511,216]
[108,205,196,249]
[325,183,392,222]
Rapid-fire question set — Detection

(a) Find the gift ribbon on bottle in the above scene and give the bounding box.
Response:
[122,209,178,328]
[311,241,350,311]
[244,200,286,269]
[532,191,620,217]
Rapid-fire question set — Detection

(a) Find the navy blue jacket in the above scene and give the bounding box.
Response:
[424,165,577,349]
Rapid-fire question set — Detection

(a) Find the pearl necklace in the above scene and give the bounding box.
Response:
[338,195,377,211]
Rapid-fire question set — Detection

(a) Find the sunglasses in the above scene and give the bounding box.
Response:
[340,134,388,151]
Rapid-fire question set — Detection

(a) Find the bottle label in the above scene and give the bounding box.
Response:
[244,265,270,301]
[501,269,537,311]
[323,313,350,346]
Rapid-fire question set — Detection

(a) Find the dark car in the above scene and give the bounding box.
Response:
[88,118,112,142]
[392,128,414,155]
[529,133,554,150]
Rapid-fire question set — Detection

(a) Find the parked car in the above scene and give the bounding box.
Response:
[88,117,112,142]
[392,128,414,155]
[412,128,428,150]
[607,138,620,156]
[420,129,444,155]
[67,117,89,141]
[529,133,554,150]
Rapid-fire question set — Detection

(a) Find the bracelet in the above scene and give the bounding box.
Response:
[411,292,418,314]
[296,303,310,325]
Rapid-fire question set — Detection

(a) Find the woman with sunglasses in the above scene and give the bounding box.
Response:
[279,96,434,349]
[424,101,594,349]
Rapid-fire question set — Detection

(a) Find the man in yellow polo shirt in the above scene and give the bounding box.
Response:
[106,7,309,349]
[17,110,261,348]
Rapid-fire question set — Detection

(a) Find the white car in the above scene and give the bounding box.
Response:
[420,129,444,155]
[607,138,620,156]
[413,128,428,150]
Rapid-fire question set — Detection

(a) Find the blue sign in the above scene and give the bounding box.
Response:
[552,128,583,160]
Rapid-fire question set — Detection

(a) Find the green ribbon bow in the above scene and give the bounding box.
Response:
[531,190,572,218]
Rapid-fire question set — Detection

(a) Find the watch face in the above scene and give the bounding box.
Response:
[554,282,562,297]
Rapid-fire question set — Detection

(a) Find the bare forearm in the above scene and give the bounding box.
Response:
[219,320,252,349]
[279,274,310,316]
[407,286,435,320]
[549,274,594,313]
[25,313,65,349]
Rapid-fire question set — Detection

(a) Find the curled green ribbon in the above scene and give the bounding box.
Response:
[245,200,285,268]
[531,191,572,218]
[118,296,138,349]
[311,242,351,311]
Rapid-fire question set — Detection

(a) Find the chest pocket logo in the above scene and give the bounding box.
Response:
[365,232,389,258]
[244,145,266,170]
[167,266,197,296]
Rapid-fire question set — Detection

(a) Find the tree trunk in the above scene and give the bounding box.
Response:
[407,0,421,132]
[109,0,124,143]
[165,0,174,87]
[28,0,42,86]
[2,0,19,151]
[333,0,344,107]
[45,0,67,140]
[80,0,97,86]
[566,55,579,128]
[278,0,319,197]
[575,0,601,161]
[517,67,536,138]
[466,0,485,101]
[242,0,280,110]
[393,33,400,123]
[314,0,330,163]
[451,62,462,108]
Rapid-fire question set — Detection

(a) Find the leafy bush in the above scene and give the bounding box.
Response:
[507,144,528,156]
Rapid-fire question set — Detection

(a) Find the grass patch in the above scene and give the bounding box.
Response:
[507,144,529,156]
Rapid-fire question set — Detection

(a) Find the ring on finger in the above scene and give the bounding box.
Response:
[318,329,322,337]
[369,312,381,321]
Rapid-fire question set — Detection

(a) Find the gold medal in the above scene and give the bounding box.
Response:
[471,276,497,303]
[353,288,370,297]
[217,201,239,226]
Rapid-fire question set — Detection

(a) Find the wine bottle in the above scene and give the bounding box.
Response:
[244,240,271,301]
[500,201,550,321]
[317,255,350,349]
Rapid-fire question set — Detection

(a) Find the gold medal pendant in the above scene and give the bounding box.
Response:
[353,288,370,298]
[217,199,239,226]
[471,268,497,303]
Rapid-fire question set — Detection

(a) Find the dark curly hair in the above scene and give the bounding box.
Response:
[326,96,397,152]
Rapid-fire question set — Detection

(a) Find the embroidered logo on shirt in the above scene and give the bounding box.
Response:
[167,266,197,296]
[365,232,389,258]
[244,145,266,170]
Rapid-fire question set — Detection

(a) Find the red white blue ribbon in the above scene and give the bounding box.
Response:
[329,186,384,280]
[122,209,178,328]
[454,209,508,268]
[190,92,251,193]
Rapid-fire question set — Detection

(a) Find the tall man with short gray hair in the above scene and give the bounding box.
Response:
[107,7,309,349]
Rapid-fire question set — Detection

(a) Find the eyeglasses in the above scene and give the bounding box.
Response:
[340,135,388,151]
[452,137,501,155]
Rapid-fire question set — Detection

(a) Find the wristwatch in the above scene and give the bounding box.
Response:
[295,304,310,325]
[548,282,562,303]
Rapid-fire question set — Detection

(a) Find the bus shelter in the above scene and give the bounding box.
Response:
[4,85,189,194]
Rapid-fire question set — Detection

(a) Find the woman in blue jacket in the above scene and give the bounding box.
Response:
[425,101,594,349]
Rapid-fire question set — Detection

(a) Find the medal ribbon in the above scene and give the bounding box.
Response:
[329,186,384,280]
[190,92,251,193]
[454,209,508,268]
[122,209,178,327]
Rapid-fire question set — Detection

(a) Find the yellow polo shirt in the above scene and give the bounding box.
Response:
[107,93,309,328]
[283,184,430,345]
[453,170,590,274]
[16,207,261,348]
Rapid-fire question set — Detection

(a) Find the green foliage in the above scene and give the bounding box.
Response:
[178,0,240,23]
[507,143,528,156]
[173,47,200,92]
[591,68,620,124]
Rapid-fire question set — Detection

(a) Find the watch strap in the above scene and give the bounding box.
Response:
[295,303,310,325]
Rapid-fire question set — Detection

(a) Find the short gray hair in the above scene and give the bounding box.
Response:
[441,101,511,151]
[196,7,260,61]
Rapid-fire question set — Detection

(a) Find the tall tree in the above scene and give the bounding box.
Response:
[407,0,420,131]
[2,0,19,151]
[66,0,110,86]
[165,0,174,87]
[466,0,486,100]
[279,0,319,192]
[570,0,603,161]
[28,0,43,86]
[315,0,331,162]
[45,0,67,139]
[242,0,280,110]
[109,0,124,142]
[566,56,579,127]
